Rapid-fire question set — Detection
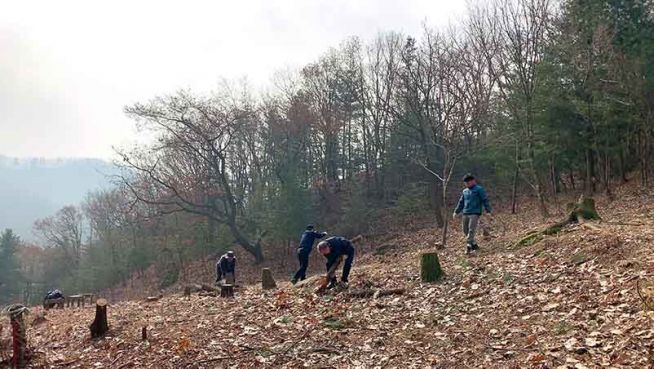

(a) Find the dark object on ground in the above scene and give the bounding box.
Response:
[221,284,234,298]
[421,252,443,282]
[89,299,109,339]
[262,268,277,290]
[43,297,65,310]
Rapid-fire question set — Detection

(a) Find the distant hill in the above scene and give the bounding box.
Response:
[0,155,117,240]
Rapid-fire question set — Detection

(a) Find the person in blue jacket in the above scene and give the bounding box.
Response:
[291,225,327,284]
[317,236,355,289]
[453,174,492,254]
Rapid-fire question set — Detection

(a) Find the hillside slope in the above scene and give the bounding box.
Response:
[3,184,654,368]
[0,156,116,240]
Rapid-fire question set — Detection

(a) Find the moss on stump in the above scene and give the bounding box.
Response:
[513,195,600,249]
[421,252,443,282]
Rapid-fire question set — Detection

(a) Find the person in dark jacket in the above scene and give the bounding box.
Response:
[291,225,327,284]
[215,251,236,284]
[453,174,492,254]
[317,236,355,288]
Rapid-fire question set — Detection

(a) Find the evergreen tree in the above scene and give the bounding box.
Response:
[0,229,22,304]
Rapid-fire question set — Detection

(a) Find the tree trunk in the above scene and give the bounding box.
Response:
[511,162,519,214]
[420,252,443,282]
[89,299,109,339]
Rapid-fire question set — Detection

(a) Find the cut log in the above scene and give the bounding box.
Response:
[89,299,109,339]
[420,252,443,282]
[261,268,277,290]
[220,284,234,298]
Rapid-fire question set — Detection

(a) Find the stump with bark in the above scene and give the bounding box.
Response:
[8,305,28,369]
[261,268,277,290]
[89,299,109,339]
[513,195,601,248]
[420,252,443,282]
[220,284,234,298]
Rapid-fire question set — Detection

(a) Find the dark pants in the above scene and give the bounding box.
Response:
[293,249,310,281]
[326,245,355,283]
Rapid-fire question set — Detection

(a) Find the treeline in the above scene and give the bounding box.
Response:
[3,0,652,303]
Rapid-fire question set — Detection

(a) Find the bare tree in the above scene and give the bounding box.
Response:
[118,87,266,263]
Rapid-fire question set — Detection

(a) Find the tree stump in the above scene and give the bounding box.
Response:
[8,305,28,369]
[183,286,192,299]
[566,195,601,222]
[261,268,277,290]
[43,297,65,310]
[420,252,443,282]
[89,299,109,339]
[514,195,601,248]
[220,284,234,298]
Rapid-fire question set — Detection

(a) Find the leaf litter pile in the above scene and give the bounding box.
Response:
[3,186,654,368]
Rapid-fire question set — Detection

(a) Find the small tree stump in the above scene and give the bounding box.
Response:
[183,286,192,299]
[141,326,147,341]
[8,305,28,369]
[89,299,109,339]
[421,252,443,282]
[220,284,234,298]
[566,195,601,222]
[261,268,277,290]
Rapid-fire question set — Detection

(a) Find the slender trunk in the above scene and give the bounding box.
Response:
[511,142,519,214]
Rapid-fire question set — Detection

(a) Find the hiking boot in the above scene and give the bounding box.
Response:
[291,278,298,285]
[466,245,473,254]
[471,243,479,251]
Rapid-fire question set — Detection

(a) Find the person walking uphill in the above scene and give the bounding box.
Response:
[216,251,236,284]
[453,174,492,254]
[292,225,327,284]
[317,236,355,289]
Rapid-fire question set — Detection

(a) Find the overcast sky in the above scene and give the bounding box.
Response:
[1,0,466,159]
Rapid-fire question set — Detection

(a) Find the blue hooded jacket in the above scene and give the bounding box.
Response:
[454,184,492,215]
[299,230,327,254]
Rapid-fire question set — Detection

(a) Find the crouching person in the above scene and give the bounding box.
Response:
[216,251,236,285]
[317,237,355,289]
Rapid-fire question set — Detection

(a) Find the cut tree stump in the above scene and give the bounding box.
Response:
[89,299,109,339]
[220,284,234,298]
[8,305,28,369]
[261,268,277,290]
[421,252,443,282]
[514,195,601,248]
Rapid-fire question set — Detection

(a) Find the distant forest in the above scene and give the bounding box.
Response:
[1,0,652,305]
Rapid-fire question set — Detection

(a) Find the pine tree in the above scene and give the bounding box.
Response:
[0,229,22,304]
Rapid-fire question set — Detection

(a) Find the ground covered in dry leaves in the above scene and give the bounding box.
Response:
[3,185,654,368]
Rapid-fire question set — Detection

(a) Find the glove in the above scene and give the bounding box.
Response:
[452,212,458,219]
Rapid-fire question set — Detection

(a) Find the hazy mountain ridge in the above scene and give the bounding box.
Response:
[0,155,117,240]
